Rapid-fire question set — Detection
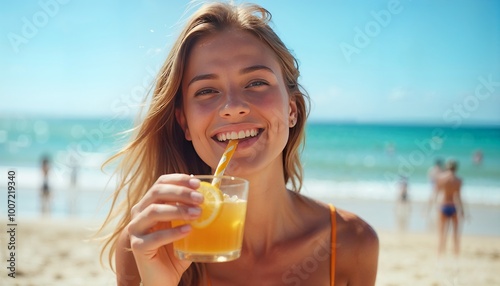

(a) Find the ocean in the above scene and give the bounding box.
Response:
[1,116,499,221]
[302,122,500,204]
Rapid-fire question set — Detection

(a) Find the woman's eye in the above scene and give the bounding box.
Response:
[195,88,218,96]
[247,80,268,88]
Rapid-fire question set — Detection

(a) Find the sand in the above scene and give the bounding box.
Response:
[377,231,500,285]
[0,218,115,286]
[0,217,499,285]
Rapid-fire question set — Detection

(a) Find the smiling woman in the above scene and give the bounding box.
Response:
[99,2,378,286]
[177,28,296,177]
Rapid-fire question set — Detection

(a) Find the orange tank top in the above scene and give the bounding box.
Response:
[206,204,337,285]
[329,204,336,286]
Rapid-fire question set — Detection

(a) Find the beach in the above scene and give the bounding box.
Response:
[1,199,499,286]
[0,218,115,286]
[377,231,500,285]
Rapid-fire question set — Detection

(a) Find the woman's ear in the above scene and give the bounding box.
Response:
[175,108,192,141]
[288,99,298,128]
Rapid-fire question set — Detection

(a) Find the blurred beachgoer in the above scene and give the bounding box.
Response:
[433,159,465,257]
[40,155,51,215]
[69,156,79,188]
[395,176,411,233]
[385,142,396,156]
[428,158,444,192]
[68,156,80,215]
[472,149,483,165]
[425,158,444,229]
[99,2,379,285]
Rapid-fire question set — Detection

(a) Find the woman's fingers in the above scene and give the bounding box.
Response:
[127,174,203,259]
[129,224,192,257]
[132,174,202,215]
[129,203,201,236]
[155,173,198,185]
[144,183,203,208]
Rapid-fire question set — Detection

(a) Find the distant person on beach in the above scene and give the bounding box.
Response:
[428,158,444,192]
[472,149,483,166]
[432,159,465,257]
[425,159,444,228]
[99,3,379,285]
[395,176,411,232]
[385,142,396,156]
[68,156,80,215]
[69,156,79,188]
[40,155,51,215]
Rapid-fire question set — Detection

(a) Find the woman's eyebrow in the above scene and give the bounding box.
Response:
[240,65,274,75]
[187,73,218,88]
[187,65,274,88]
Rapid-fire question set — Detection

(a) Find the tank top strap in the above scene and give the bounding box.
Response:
[329,204,337,286]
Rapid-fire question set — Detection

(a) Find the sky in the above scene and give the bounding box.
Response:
[1,0,499,125]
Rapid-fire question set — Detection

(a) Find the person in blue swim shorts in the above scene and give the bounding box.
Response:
[433,159,465,257]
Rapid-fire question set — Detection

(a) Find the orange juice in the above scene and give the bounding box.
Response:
[173,199,247,262]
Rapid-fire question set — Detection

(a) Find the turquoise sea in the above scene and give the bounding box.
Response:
[302,122,500,202]
[1,116,499,220]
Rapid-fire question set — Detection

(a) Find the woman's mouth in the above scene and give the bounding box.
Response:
[214,128,262,142]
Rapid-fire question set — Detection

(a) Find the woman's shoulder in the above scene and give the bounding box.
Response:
[335,208,379,283]
[336,208,378,245]
[292,191,331,210]
[291,192,378,245]
[289,192,333,239]
[335,208,379,273]
[292,192,332,222]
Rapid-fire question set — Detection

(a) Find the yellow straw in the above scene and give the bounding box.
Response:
[212,139,238,187]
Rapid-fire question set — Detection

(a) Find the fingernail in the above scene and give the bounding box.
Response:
[189,178,200,188]
[188,207,201,216]
[190,191,204,203]
[180,224,191,233]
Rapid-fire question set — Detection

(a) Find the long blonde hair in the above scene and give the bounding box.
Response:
[100,2,310,285]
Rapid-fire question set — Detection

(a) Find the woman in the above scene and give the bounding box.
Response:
[100,2,378,285]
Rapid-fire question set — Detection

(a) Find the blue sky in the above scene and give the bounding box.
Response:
[1,0,499,125]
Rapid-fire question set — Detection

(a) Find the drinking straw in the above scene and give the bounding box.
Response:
[212,139,238,187]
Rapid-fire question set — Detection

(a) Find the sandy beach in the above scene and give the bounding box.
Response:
[0,212,499,286]
[0,218,115,286]
[377,231,500,285]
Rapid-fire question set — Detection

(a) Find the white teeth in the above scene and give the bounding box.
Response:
[216,129,260,142]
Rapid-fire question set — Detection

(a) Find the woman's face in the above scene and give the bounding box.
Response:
[177,29,297,176]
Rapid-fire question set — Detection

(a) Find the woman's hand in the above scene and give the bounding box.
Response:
[126,174,203,286]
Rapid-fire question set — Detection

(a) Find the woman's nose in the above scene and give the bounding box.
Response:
[219,93,250,118]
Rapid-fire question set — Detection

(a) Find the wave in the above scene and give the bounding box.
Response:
[4,166,499,205]
[302,178,500,206]
[2,165,498,220]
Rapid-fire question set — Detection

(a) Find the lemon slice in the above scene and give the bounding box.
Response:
[191,182,223,228]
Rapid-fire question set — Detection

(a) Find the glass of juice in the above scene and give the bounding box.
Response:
[172,175,248,262]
